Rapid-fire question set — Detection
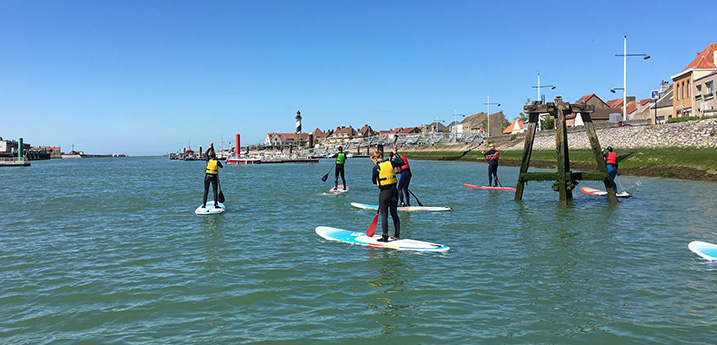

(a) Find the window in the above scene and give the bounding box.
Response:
[676,83,680,101]
[707,81,714,95]
[696,85,702,99]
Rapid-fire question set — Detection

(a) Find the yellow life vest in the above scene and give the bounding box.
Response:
[205,159,219,174]
[376,160,397,186]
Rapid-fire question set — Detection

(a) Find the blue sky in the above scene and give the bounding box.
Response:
[1,0,712,155]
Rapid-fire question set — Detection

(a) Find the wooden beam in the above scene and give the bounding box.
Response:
[514,112,539,201]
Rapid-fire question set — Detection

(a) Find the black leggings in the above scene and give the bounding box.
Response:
[379,187,400,238]
[334,164,346,187]
[203,174,219,206]
[397,170,412,205]
[488,164,498,186]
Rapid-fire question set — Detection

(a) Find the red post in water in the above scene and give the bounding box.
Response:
[235,133,240,157]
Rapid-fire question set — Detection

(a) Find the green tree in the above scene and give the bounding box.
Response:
[541,116,555,130]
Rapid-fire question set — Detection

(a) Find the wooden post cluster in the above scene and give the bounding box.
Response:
[514,96,618,205]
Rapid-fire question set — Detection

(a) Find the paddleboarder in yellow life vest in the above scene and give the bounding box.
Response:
[390,144,412,206]
[334,146,347,191]
[370,150,403,242]
[603,146,619,193]
[482,143,500,187]
[203,151,223,209]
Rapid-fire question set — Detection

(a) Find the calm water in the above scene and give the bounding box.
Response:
[2,156,716,344]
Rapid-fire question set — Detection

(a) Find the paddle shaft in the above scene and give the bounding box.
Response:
[407,188,424,207]
[321,165,334,182]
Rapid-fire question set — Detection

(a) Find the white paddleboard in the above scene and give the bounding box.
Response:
[581,187,632,198]
[689,241,717,261]
[350,202,452,212]
[329,185,350,194]
[195,201,226,215]
[315,226,449,252]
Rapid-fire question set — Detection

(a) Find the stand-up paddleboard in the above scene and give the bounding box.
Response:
[689,241,717,261]
[195,201,226,215]
[581,187,632,198]
[329,185,350,194]
[464,183,516,191]
[350,202,452,212]
[315,226,449,252]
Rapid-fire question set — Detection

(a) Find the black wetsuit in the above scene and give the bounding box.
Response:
[335,152,347,189]
[203,154,223,207]
[484,149,499,186]
[393,154,412,206]
[372,158,403,238]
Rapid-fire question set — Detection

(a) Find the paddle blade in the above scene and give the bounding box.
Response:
[366,212,379,237]
[321,174,329,182]
[217,190,225,203]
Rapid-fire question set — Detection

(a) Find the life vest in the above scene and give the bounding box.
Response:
[605,152,617,165]
[336,153,346,165]
[486,151,499,161]
[376,161,397,187]
[205,159,219,174]
[396,155,410,173]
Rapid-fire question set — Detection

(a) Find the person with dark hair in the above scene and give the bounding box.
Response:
[603,146,619,193]
[390,144,412,206]
[334,146,347,190]
[202,150,223,208]
[370,149,403,242]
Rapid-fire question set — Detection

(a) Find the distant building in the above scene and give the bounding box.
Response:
[327,126,357,144]
[502,118,525,135]
[693,71,717,117]
[264,132,311,147]
[671,43,717,118]
[356,125,377,139]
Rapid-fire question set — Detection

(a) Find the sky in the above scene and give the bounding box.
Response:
[1,0,713,156]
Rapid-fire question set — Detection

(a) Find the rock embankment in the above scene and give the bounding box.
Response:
[502,118,717,151]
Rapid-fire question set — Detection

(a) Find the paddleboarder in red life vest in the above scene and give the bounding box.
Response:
[603,146,619,193]
[203,151,223,209]
[334,146,347,191]
[371,150,402,242]
[482,144,500,187]
[390,144,412,206]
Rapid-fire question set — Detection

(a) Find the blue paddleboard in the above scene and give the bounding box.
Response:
[689,241,717,261]
[315,226,449,252]
[195,201,226,215]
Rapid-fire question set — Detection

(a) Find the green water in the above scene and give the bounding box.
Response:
[1,156,716,344]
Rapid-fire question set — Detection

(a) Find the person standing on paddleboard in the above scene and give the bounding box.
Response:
[334,146,347,190]
[371,150,402,242]
[390,144,412,207]
[603,146,619,193]
[482,143,500,187]
[203,151,223,209]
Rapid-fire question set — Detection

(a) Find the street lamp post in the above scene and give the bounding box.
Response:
[531,73,556,131]
[453,107,466,140]
[483,95,501,139]
[615,35,650,121]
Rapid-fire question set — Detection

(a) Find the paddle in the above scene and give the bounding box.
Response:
[494,175,503,188]
[366,211,379,237]
[217,177,225,203]
[407,188,424,207]
[321,165,334,182]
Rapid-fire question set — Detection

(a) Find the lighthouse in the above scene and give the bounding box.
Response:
[295,110,302,134]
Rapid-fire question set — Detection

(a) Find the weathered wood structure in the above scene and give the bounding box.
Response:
[514,96,618,205]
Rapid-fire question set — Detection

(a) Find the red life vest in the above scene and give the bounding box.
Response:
[605,152,617,165]
[486,151,499,161]
[396,155,410,172]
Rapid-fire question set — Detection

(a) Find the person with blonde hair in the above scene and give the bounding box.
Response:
[370,148,403,242]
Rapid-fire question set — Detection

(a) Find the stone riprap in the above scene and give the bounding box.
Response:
[501,118,717,150]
